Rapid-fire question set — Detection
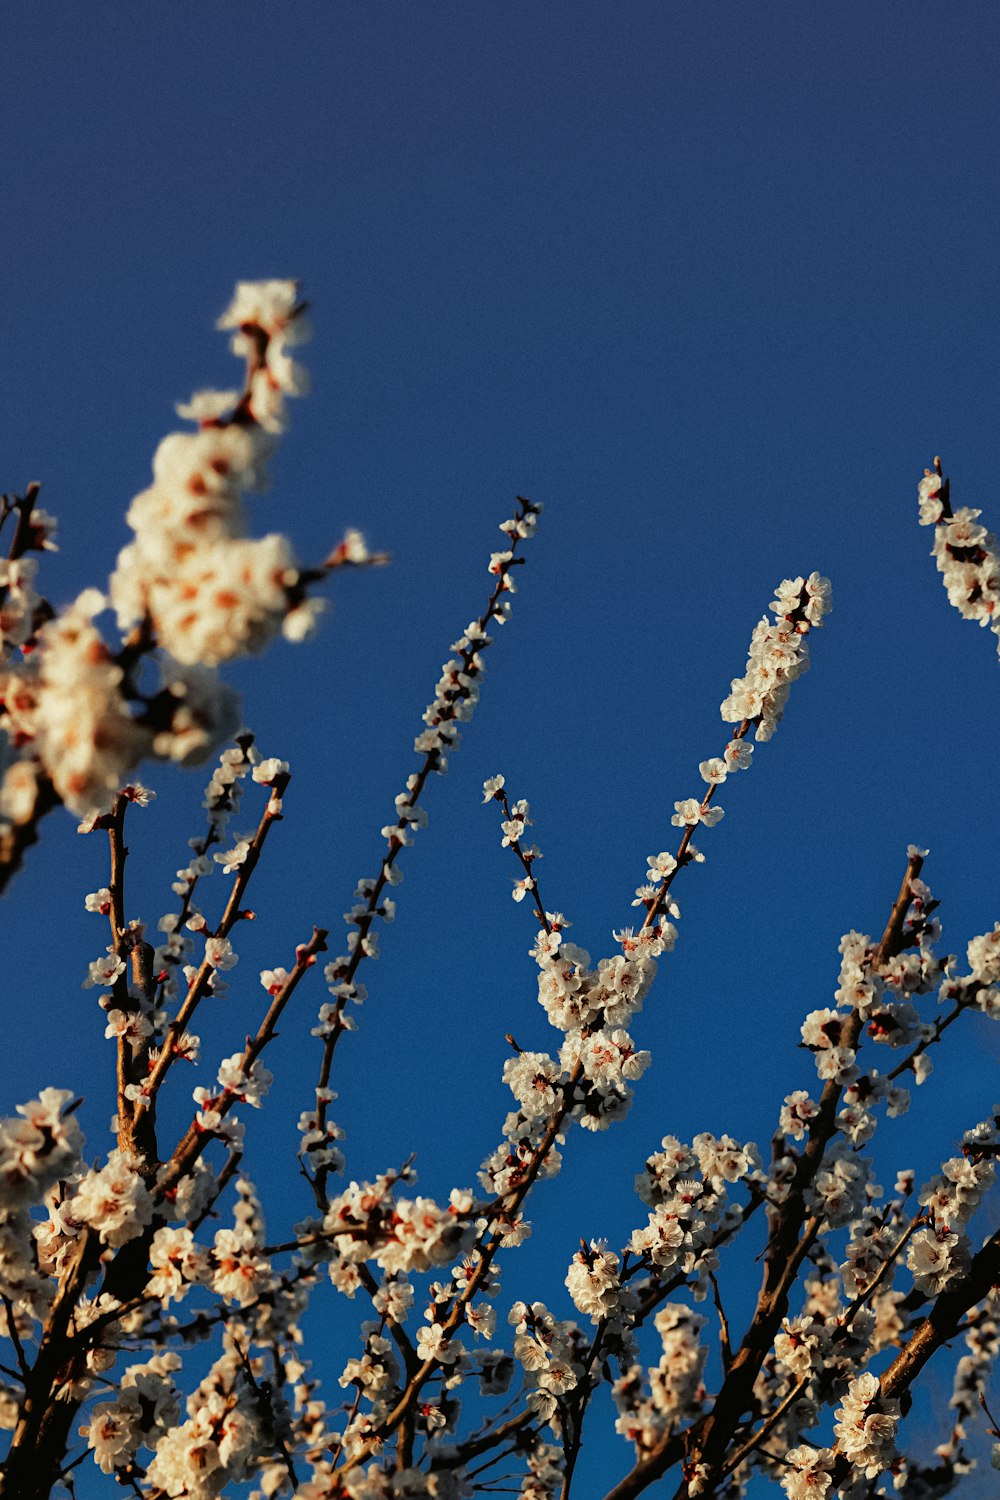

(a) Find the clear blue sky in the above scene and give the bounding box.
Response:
[2,4,1000,1492]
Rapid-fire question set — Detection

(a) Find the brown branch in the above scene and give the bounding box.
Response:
[879,1228,1000,1404]
[718,1374,810,1482]
[708,1272,734,1373]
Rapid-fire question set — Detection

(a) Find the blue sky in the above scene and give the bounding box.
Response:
[3,3,1000,1492]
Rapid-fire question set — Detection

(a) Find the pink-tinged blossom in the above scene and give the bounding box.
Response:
[780,1090,820,1140]
[646,851,678,881]
[906,1225,968,1295]
[210,1226,271,1305]
[103,1009,153,1048]
[204,936,237,970]
[216,1055,272,1108]
[251,756,288,785]
[724,738,753,770]
[260,967,290,994]
[146,1227,210,1306]
[82,952,126,990]
[698,756,727,784]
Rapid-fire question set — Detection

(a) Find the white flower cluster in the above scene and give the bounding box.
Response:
[143,1346,283,1499]
[919,467,1000,655]
[719,572,831,740]
[832,1370,901,1478]
[146,1225,210,1307]
[908,1108,999,1297]
[519,1439,564,1500]
[81,1354,181,1475]
[479,928,662,1200]
[0,590,150,816]
[0,283,322,828]
[803,1139,875,1231]
[71,1149,155,1248]
[111,280,316,666]
[534,924,662,1037]
[336,1323,403,1456]
[630,1132,758,1293]
[613,1304,707,1451]
[564,1240,623,1322]
[508,1299,585,1425]
[0,1090,83,1356]
[302,1175,477,1281]
[209,1224,271,1307]
[797,891,944,1149]
[779,1444,837,1500]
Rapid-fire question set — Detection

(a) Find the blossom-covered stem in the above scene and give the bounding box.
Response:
[334,1084,576,1474]
[838,1209,928,1334]
[156,815,228,999]
[356,1261,420,1380]
[310,502,540,1209]
[688,859,923,1479]
[158,925,327,1195]
[604,856,923,1500]
[809,1230,1000,1494]
[106,796,158,1170]
[628,1192,766,1332]
[494,784,550,930]
[642,719,751,930]
[341,773,784,1471]
[339,584,826,1477]
[885,996,967,1083]
[136,769,291,1119]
